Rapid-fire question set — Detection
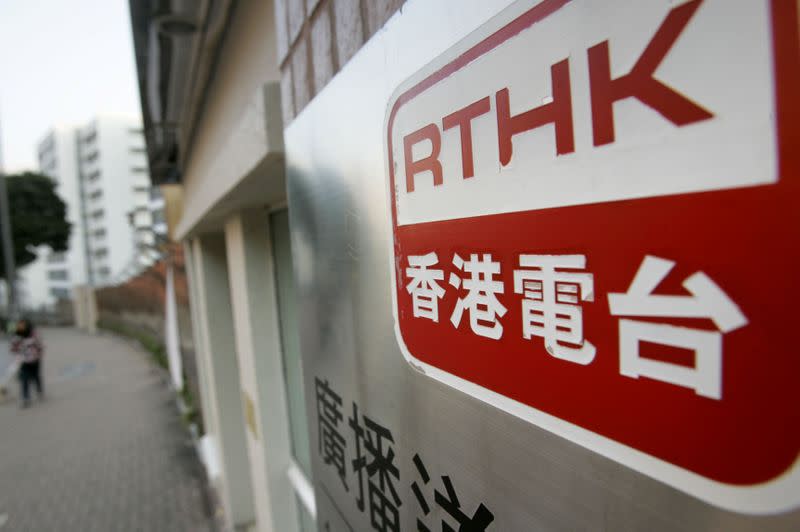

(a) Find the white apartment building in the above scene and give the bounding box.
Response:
[24,115,160,310]
[77,116,154,286]
[37,126,85,301]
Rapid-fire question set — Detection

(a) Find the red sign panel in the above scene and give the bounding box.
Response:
[385,0,800,514]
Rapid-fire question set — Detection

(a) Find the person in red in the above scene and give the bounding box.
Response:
[10,318,44,408]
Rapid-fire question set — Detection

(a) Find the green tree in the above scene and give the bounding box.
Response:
[0,172,71,279]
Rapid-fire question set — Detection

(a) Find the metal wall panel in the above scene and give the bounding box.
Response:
[283,1,800,529]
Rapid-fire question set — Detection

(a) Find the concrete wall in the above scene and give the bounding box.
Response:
[43,126,85,295]
[180,0,282,235]
[170,1,407,530]
[190,234,256,531]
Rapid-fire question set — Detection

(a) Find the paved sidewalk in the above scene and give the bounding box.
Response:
[0,328,214,531]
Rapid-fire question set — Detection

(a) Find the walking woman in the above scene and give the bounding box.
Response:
[10,319,44,408]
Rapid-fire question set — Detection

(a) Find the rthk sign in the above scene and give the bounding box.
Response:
[385,0,800,514]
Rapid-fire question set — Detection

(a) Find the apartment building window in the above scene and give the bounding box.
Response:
[84,150,99,163]
[95,265,111,278]
[39,154,56,173]
[270,208,315,531]
[50,287,70,300]
[39,135,55,156]
[86,169,101,182]
[93,228,106,238]
[152,209,165,225]
[129,146,146,154]
[131,166,148,174]
[48,252,66,264]
[89,189,103,201]
[91,208,105,220]
[149,187,162,201]
[82,127,97,144]
[136,226,153,240]
[93,247,108,259]
[47,269,69,281]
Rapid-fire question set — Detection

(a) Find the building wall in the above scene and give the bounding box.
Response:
[274,0,405,123]
[78,116,152,286]
[16,245,51,311]
[136,0,800,530]
[168,2,409,530]
[180,0,282,233]
[36,126,84,306]
[24,116,158,311]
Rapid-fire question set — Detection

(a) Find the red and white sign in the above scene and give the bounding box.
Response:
[385,0,800,514]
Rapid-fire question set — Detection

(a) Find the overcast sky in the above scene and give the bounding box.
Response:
[0,0,142,172]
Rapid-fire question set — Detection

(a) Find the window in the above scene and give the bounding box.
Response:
[47,269,69,281]
[81,126,97,144]
[129,146,146,154]
[89,189,103,201]
[149,187,162,201]
[91,208,105,220]
[39,153,56,173]
[270,208,315,531]
[83,150,99,163]
[50,287,70,300]
[39,135,55,156]
[131,166,149,174]
[93,228,106,238]
[86,170,101,182]
[47,252,66,264]
[152,209,165,225]
[93,247,108,259]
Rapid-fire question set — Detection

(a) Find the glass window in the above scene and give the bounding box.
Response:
[47,252,66,264]
[296,495,315,532]
[47,269,69,281]
[50,287,70,299]
[269,209,312,476]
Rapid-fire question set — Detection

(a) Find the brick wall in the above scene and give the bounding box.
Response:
[274,0,405,123]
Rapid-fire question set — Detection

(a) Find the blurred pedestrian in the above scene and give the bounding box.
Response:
[9,318,44,408]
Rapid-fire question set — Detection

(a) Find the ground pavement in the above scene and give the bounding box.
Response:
[0,327,215,531]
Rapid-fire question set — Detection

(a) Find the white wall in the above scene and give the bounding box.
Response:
[47,126,86,292]
[16,246,51,311]
[80,115,152,285]
[20,125,86,310]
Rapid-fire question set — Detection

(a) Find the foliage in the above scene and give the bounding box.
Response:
[0,172,71,278]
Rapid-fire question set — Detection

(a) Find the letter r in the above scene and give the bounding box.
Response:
[404,124,443,193]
